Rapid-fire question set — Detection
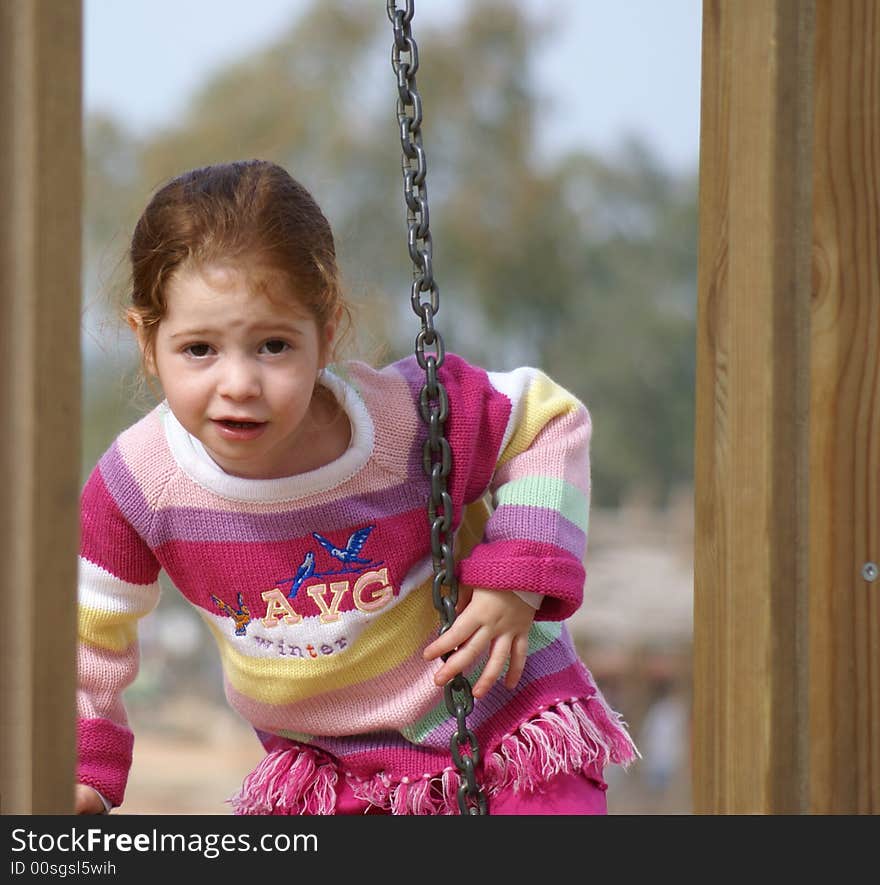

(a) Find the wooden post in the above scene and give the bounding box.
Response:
[809,0,880,814]
[694,0,815,813]
[0,0,82,813]
[695,0,879,813]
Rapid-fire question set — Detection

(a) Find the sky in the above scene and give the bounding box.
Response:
[83,0,703,173]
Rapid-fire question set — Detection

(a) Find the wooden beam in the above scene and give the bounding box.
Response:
[0,0,82,813]
[694,0,815,813]
[809,0,880,814]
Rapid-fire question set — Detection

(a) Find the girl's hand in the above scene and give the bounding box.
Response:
[75,784,108,815]
[423,587,535,698]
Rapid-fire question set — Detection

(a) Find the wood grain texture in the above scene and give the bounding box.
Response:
[810,0,879,814]
[697,0,879,814]
[694,0,814,813]
[0,0,82,813]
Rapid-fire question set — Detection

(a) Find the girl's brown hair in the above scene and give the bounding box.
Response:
[128,159,350,363]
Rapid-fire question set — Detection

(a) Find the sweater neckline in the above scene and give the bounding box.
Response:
[161,369,374,502]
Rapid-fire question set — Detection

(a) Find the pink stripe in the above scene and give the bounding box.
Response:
[79,468,160,585]
[395,354,512,506]
[458,539,584,620]
[225,649,441,734]
[493,403,591,493]
[441,355,512,505]
[354,360,425,478]
[115,407,178,491]
[155,508,430,616]
[76,718,134,808]
[273,633,589,758]
[310,665,600,778]
[77,642,138,722]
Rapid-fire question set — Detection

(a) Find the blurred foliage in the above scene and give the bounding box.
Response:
[83,0,698,508]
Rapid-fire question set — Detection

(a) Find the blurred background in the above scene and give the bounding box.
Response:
[82,0,701,814]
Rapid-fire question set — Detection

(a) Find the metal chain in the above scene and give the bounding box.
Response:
[386,0,488,816]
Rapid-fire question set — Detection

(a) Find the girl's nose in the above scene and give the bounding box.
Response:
[217,356,261,400]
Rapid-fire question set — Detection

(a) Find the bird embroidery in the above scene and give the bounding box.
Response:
[279,551,316,599]
[312,526,376,566]
[211,592,251,636]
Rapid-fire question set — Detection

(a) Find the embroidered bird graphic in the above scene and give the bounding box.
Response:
[312,526,376,565]
[211,592,251,636]
[282,551,316,599]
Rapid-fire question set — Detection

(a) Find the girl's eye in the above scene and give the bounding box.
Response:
[184,343,212,358]
[260,339,290,355]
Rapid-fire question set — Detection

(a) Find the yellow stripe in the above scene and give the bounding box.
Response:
[78,604,137,653]
[210,583,439,705]
[497,372,580,466]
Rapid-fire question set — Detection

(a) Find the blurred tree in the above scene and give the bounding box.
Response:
[82,0,698,507]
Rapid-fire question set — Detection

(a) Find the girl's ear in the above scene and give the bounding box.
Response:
[126,309,156,376]
[319,305,343,368]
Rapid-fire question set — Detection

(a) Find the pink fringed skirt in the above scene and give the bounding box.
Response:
[230,696,637,816]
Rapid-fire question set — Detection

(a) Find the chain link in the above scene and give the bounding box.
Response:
[387,0,488,816]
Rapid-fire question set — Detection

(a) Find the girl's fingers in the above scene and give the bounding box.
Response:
[503,634,530,689]
[423,616,474,661]
[454,584,473,615]
[472,635,513,697]
[422,587,536,692]
[431,626,490,686]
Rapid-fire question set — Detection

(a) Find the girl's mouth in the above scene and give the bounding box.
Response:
[213,419,267,440]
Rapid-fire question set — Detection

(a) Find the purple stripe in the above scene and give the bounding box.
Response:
[388,357,427,478]
[98,443,154,537]
[296,625,582,757]
[423,624,585,747]
[485,506,586,559]
[98,442,432,545]
[154,483,429,546]
[392,354,428,397]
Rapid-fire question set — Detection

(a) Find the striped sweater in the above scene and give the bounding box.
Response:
[77,353,636,814]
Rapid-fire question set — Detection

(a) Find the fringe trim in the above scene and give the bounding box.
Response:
[230,695,638,816]
[231,746,339,815]
[483,693,639,797]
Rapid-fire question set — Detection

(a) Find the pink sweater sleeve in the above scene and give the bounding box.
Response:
[76,457,161,808]
[454,364,592,621]
[430,356,591,620]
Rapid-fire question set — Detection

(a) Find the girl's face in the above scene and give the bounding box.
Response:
[140,261,339,479]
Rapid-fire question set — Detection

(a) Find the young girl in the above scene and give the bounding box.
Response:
[75,159,637,816]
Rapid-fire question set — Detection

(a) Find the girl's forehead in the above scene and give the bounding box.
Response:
[168,260,311,319]
[175,259,280,292]
[197,261,240,289]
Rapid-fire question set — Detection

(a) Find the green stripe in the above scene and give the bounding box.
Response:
[400,621,565,743]
[275,728,315,743]
[272,623,565,746]
[495,477,589,532]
